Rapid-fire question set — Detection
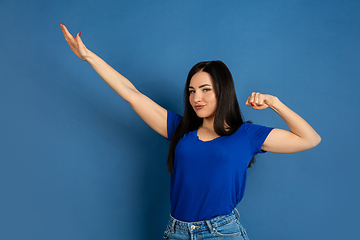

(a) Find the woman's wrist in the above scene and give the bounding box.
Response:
[83,49,97,63]
[268,96,284,112]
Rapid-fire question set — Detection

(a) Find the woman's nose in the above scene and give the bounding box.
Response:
[194,92,202,102]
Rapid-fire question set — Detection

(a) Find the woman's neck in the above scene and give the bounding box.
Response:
[201,116,215,131]
[197,116,220,141]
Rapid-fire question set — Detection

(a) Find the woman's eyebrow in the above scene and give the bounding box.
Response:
[188,84,211,89]
[199,84,211,88]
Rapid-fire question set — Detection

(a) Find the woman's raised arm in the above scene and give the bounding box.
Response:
[245,92,321,153]
[60,23,168,138]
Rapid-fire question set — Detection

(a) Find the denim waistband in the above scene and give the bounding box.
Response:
[168,208,240,234]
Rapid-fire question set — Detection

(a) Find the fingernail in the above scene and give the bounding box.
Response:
[79,32,81,37]
[251,103,255,106]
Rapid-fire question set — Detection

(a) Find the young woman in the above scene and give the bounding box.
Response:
[60,23,321,240]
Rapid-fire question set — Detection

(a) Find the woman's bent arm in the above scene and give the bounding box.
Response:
[60,23,167,138]
[246,92,321,153]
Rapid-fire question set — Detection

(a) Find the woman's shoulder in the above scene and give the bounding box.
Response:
[236,121,252,131]
[234,121,272,135]
[166,110,183,140]
[167,110,183,122]
[237,121,274,140]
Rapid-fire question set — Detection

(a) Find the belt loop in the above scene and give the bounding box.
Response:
[234,208,240,219]
[205,220,214,233]
[171,218,176,233]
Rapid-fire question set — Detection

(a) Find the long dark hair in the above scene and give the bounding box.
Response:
[167,60,255,173]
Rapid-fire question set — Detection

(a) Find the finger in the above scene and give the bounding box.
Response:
[76,32,88,60]
[250,92,258,107]
[256,92,264,105]
[257,93,265,105]
[257,92,267,106]
[253,92,258,104]
[76,32,86,49]
[60,23,75,41]
[60,23,71,36]
[76,32,83,44]
[245,96,251,106]
[249,92,256,104]
[246,93,257,107]
[250,92,258,105]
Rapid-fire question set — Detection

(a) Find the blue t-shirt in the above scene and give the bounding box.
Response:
[167,110,273,222]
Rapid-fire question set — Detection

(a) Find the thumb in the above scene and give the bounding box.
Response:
[76,32,87,60]
[76,32,82,44]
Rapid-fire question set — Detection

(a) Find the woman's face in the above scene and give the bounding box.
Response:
[188,71,217,120]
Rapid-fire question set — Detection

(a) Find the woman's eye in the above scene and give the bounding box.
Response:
[189,90,195,94]
[203,88,211,92]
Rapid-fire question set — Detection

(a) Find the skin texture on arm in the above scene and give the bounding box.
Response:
[245,92,321,153]
[60,23,167,138]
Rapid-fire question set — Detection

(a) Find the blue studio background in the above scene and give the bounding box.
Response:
[0,0,359,239]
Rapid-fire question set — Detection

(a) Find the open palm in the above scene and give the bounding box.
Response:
[60,23,88,60]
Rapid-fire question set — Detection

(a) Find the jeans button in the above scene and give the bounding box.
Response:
[191,225,196,230]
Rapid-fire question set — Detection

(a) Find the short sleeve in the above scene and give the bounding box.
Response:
[167,110,183,141]
[243,122,274,155]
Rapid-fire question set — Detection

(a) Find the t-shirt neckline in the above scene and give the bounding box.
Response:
[195,130,222,143]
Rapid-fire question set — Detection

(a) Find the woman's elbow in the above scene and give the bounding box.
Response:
[309,134,321,149]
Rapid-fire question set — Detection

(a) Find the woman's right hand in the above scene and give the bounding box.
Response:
[60,23,88,61]
[59,23,168,138]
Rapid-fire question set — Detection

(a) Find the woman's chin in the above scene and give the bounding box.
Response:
[195,112,206,119]
[195,112,216,120]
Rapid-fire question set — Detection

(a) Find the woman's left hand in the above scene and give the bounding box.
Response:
[245,92,277,110]
[245,92,321,153]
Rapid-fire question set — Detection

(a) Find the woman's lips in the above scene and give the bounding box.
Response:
[195,105,205,110]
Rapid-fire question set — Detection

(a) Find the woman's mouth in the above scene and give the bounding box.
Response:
[195,105,205,110]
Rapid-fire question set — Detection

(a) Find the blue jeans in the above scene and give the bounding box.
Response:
[163,208,250,240]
